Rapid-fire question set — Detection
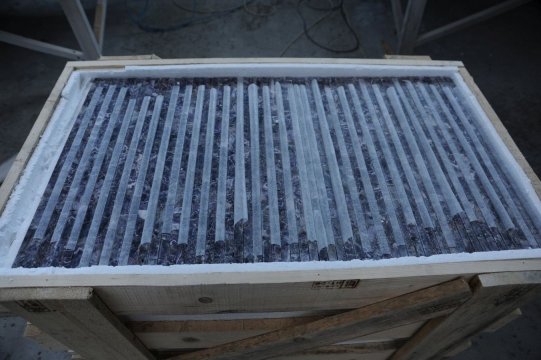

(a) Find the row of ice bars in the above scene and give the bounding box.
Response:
[27,77,541,266]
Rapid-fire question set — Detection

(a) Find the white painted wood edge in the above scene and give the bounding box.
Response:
[0,72,93,268]
[0,249,540,288]
[452,72,541,222]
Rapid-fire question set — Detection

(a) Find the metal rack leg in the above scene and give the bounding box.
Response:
[58,0,101,60]
[397,0,428,54]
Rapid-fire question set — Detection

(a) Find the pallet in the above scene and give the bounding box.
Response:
[0,58,540,359]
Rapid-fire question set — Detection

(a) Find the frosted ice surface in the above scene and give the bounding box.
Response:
[13,77,541,268]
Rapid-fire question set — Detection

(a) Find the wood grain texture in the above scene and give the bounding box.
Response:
[66,57,464,70]
[96,276,458,317]
[442,339,472,358]
[273,350,394,360]
[483,308,521,332]
[3,258,541,288]
[161,345,396,360]
[167,278,471,360]
[391,271,541,360]
[24,323,70,352]
[0,287,154,360]
[129,318,423,350]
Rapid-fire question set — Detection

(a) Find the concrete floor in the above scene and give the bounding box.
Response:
[0,0,540,358]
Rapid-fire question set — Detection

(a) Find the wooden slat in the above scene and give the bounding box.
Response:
[442,339,472,358]
[344,321,424,343]
[97,276,460,317]
[0,287,154,360]
[159,342,400,360]
[166,278,471,360]
[99,54,161,60]
[3,257,541,289]
[133,317,319,350]
[27,320,411,356]
[66,57,464,70]
[259,341,401,360]
[274,350,393,360]
[24,322,69,351]
[483,308,521,332]
[391,271,541,360]
[128,318,423,350]
[384,55,432,60]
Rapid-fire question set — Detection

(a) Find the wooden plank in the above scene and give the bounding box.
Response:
[274,350,393,360]
[0,259,540,319]
[0,155,16,183]
[24,323,70,352]
[391,271,541,360]
[23,324,82,359]
[3,257,541,289]
[384,55,432,60]
[262,341,401,360]
[27,317,411,354]
[442,339,472,358]
[128,318,423,350]
[161,344,397,360]
[97,276,461,318]
[345,321,424,343]
[166,278,471,360]
[0,64,73,213]
[0,287,154,360]
[458,67,541,198]
[305,340,403,354]
[99,54,161,60]
[66,57,464,70]
[133,317,321,350]
[484,308,521,332]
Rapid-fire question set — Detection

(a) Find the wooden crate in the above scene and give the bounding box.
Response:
[0,58,540,360]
